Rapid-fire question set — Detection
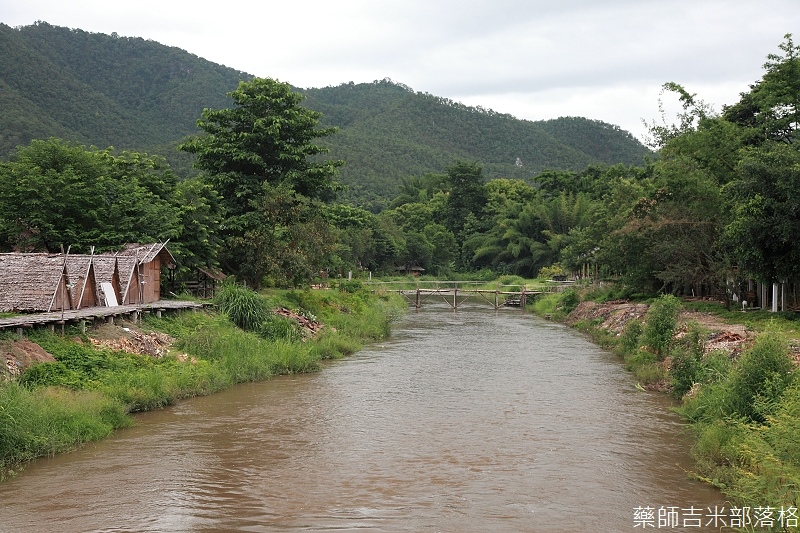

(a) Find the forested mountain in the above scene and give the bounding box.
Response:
[0,22,652,207]
[303,81,651,207]
[0,22,247,174]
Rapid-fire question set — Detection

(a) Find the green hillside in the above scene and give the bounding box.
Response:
[303,81,651,206]
[0,22,652,208]
[0,22,248,174]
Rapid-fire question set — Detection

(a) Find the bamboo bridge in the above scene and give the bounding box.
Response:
[366,281,571,310]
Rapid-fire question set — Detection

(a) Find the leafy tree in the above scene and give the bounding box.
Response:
[180,77,343,205]
[724,142,800,283]
[0,138,180,252]
[179,78,344,286]
[724,34,800,145]
[444,161,487,235]
[169,176,224,276]
[644,82,716,150]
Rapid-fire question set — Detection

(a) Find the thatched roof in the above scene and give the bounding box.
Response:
[92,256,122,305]
[0,242,176,312]
[64,254,101,309]
[0,253,71,312]
[117,242,176,267]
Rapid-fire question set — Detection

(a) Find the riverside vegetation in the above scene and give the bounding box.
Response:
[0,283,406,479]
[534,286,800,529]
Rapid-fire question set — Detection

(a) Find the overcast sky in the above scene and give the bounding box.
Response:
[3,0,798,141]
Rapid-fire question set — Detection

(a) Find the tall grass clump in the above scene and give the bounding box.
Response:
[215,283,272,331]
[531,292,561,317]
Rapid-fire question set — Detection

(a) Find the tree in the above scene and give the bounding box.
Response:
[724,142,800,283]
[179,78,344,286]
[724,34,800,145]
[0,138,180,253]
[444,161,487,235]
[180,78,343,205]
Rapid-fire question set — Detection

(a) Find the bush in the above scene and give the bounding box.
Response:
[619,319,643,353]
[642,294,682,358]
[259,314,301,341]
[728,332,796,424]
[557,289,580,315]
[338,280,363,294]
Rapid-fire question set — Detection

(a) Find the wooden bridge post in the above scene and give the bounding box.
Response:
[415,288,421,308]
[453,283,458,309]
[521,287,527,308]
[494,290,499,309]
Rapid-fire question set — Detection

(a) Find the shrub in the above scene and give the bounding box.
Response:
[338,280,363,294]
[727,332,796,424]
[557,289,580,315]
[619,319,643,353]
[642,294,682,358]
[259,314,301,341]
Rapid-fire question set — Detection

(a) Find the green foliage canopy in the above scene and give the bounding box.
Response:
[0,138,180,253]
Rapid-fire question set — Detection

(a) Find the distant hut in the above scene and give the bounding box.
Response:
[115,254,142,305]
[0,253,73,312]
[395,263,426,277]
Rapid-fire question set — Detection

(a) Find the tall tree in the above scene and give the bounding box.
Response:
[724,143,800,283]
[179,78,344,286]
[724,34,800,144]
[180,77,343,205]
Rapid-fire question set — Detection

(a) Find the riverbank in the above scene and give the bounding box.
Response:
[533,288,800,525]
[0,285,406,479]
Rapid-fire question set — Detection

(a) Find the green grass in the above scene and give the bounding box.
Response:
[0,383,131,475]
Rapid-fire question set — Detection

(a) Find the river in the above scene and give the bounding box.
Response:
[0,302,724,532]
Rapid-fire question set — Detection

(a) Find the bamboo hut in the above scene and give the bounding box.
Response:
[101,242,176,305]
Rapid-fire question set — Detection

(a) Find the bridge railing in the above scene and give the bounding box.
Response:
[363,280,573,294]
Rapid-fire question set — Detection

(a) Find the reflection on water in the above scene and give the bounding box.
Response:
[0,302,722,532]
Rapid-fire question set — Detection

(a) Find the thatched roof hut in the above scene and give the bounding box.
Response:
[0,242,176,312]
[112,242,175,304]
[0,253,72,312]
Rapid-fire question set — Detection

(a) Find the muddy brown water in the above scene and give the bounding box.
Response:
[0,302,724,532]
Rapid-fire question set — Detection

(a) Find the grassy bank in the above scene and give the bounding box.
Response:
[0,284,405,479]
[532,287,800,529]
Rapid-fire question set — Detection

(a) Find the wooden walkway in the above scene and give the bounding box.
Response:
[0,300,204,335]
[367,281,570,309]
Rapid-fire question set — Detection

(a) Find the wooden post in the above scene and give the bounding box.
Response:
[453,285,458,309]
[415,288,421,308]
[521,287,527,308]
[494,290,499,309]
